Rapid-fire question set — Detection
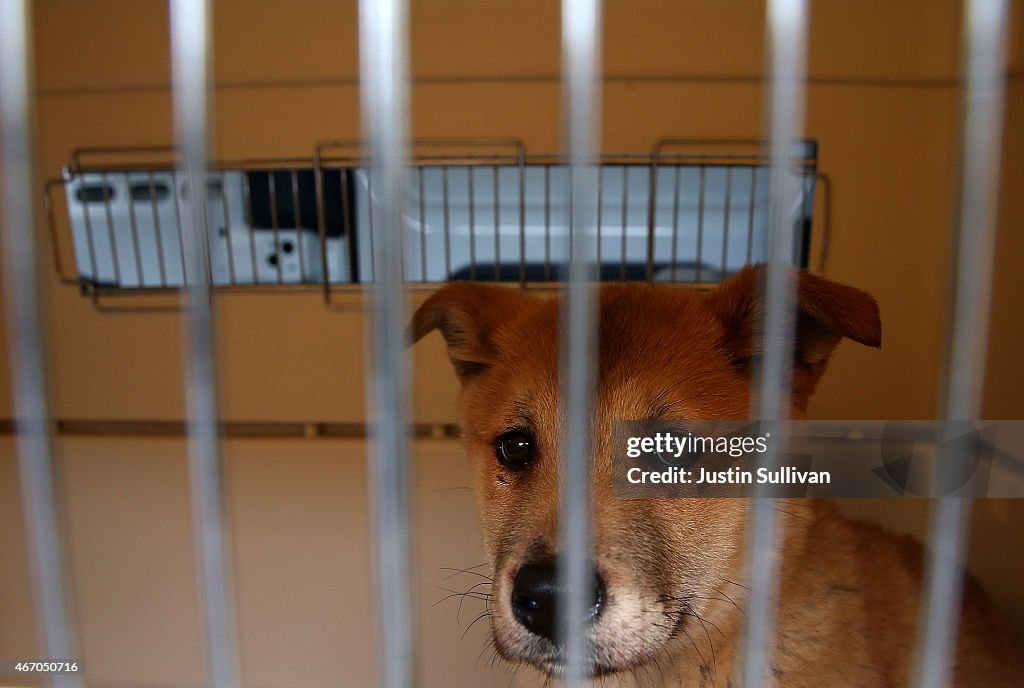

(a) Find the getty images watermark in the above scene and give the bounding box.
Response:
[612,420,1024,499]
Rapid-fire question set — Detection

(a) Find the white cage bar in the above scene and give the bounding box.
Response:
[741,0,809,685]
[559,1,602,685]
[169,1,241,687]
[913,2,1010,687]
[0,3,81,687]
[359,0,414,687]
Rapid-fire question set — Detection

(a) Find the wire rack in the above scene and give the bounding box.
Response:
[43,137,823,307]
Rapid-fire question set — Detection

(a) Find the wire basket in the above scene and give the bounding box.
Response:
[43,138,823,307]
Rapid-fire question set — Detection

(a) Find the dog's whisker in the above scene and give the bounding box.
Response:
[487,643,503,671]
[719,578,796,613]
[434,583,492,600]
[435,583,492,594]
[506,661,521,688]
[751,501,813,524]
[689,612,719,674]
[649,649,667,688]
[433,589,491,604]
[461,610,493,640]
[438,580,493,596]
[456,582,494,621]
[431,589,491,610]
[688,591,747,620]
[440,566,494,582]
[681,625,713,687]
[433,581,494,627]
[475,636,497,670]
[682,609,726,639]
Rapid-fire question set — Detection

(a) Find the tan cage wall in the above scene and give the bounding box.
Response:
[1,2,1023,687]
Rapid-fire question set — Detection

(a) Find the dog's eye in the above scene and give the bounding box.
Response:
[495,430,534,471]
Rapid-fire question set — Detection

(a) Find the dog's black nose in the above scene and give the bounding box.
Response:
[511,560,605,643]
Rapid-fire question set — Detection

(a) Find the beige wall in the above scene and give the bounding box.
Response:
[2,1,1023,686]
[1,436,509,687]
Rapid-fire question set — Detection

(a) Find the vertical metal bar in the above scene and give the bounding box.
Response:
[644,157,658,281]
[801,174,813,268]
[241,172,258,285]
[267,172,283,283]
[913,2,1008,687]
[418,168,428,281]
[366,172,377,283]
[313,162,330,293]
[937,0,1007,444]
[399,170,407,284]
[670,165,680,280]
[172,169,189,284]
[148,171,168,287]
[42,181,71,284]
[442,166,452,279]
[560,0,601,685]
[746,167,757,264]
[567,165,575,261]
[695,165,706,283]
[0,4,82,685]
[358,0,413,687]
[99,172,122,286]
[492,164,500,281]
[79,177,100,284]
[595,165,604,270]
[291,169,306,282]
[340,168,354,284]
[200,183,214,288]
[169,3,240,688]
[544,164,552,281]
[220,171,236,286]
[721,167,733,276]
[619,166,628,279]
[743,2,808,688]
[814,172,832,272]
[518,151,527,287]
[125,174,145,286]
[468,166,477,281]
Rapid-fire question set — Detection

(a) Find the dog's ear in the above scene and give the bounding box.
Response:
[408,283,532,382]
[706,265,881,409]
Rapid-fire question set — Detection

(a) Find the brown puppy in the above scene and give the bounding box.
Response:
[410,267,1021,686]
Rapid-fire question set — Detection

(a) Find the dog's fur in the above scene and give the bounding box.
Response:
[410,267,1022,686]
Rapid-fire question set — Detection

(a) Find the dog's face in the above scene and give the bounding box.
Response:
[410,267,880,677]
